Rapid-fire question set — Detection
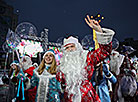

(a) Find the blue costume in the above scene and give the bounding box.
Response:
[91,64,117,102]
[30,66,61,102]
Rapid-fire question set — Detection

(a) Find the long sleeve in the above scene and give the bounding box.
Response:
[24,66,35,79]
[30,71,39,87]
[25,70,39,90]
[86,28,115,80]
[86,44,112,80]
[56,80,62,92]
[104,72,117,84]
[87,43,112,66]
[103,64,117,84]
[56,70,66,90]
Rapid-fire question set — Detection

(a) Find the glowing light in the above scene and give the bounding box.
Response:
[49,46,63,65]
[102,17,104,19]
[91,16,93,18]
[17,39,43,57]
[98,20,101,23]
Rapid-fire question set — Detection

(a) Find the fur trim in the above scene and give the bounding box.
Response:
[105,72,113,79]
[37,76,49,102]
[43,50,55,58]
[95,28,115,44]
[34,69,56,102]
[63,36,79,47]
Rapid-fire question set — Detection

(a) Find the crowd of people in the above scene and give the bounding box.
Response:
[1,15,138,102]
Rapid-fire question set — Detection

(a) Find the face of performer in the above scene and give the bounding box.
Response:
[11,64,17,70]
[44,52,54,64]
[65,43,76,52]
[22,57,27,64]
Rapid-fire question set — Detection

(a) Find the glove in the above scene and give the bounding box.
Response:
[17,69,26,80]
[103,64,110,75]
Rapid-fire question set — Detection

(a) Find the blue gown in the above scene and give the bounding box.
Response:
[91,64,117,102]
[30,66,61,102]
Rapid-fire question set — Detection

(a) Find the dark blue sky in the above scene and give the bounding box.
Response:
[5,0,138,42]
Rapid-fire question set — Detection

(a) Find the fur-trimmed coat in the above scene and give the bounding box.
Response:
[56,43,112,102]
[30,68,62,102]
[56,28,115,102]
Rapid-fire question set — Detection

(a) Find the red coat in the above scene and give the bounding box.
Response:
[56,43,112,102]
[24,66,36,102]
[24,66,35,79]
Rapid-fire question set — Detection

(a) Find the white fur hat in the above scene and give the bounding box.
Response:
[131,69,136,76]
[10,60,19,66]
[43,49,55,58]
[63,36,79,47]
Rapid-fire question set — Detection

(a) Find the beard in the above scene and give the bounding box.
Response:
[22,61,32,71]
[20,56,33,71]
[59,50,88,97]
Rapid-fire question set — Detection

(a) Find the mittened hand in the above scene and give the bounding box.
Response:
[103,64,110,75]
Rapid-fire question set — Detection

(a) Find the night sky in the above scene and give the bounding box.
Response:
[5,0,138,42]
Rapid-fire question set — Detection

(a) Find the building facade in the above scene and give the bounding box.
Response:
[0,0,18,69]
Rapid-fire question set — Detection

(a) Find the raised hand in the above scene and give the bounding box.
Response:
[85,15,103,33]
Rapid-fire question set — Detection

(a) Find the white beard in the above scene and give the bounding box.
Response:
[20,56,33,71]
[59,50,88,100]
[22,61,32,71]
